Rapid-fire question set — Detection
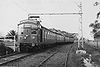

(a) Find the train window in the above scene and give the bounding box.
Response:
[24,24,31,27]
[31,31,37,34]
[24,24,38,28]
[21,32,23,34]
[45,31,47,39]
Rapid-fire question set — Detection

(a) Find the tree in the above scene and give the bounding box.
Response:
[6,30,16,36]
[89,9,100,39]
[89,23,95,28]
[89,20,100,38]
[6,30,17,41]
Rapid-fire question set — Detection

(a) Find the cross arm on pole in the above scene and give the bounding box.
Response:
[28,13,83,16]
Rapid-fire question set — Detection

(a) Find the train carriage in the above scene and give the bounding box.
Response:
[17,19,41,52]
[17,16,74,52]
[41,26,57,45]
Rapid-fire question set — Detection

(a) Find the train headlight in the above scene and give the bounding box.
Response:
[23,35,28,39]
[32,36,35,39]
[24,37,26,39]
[26,35,28,37]
[32,43,35,46]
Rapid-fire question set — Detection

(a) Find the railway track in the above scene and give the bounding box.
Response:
[37,45,74,67]
[64,45,73,67]
[0,52,20,59]
[37,51,58,67]
[0,53,32,66]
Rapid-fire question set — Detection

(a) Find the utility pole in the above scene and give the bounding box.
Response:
[77,2,84,49]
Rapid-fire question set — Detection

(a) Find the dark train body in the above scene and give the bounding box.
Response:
[17,16,74,52]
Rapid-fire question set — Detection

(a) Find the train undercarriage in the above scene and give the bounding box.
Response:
[19,43,34,52]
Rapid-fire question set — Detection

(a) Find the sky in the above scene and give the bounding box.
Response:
[0,0,100,40]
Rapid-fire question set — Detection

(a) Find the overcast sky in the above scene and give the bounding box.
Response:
[0,0,100,40]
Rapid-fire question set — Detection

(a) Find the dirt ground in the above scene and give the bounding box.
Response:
[68,42,100,67]
[83,43,100,67]
[67,43,85,67]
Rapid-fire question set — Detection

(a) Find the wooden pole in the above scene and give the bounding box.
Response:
[14,36,16,52]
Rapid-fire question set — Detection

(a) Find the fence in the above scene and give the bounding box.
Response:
[0,36,16,52]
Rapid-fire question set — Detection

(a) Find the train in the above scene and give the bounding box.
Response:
[17,16,74,52]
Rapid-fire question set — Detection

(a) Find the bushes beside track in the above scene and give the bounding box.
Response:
[0,43,6,56]
[0,42,14,56]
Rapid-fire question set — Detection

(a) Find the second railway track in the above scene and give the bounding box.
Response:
[0,53,32,66]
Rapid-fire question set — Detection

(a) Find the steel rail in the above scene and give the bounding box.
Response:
[37,51,58,67]
[37,44,74,67]
[0,53,32,66]
[0,52,20,59]
[64,44,74,67]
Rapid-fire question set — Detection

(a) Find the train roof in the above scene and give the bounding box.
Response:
[40,26,73,37]
[18,19,71,37]
[18,19,40,26]
[41,26,64,36]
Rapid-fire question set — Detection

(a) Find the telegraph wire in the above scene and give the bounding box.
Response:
[28,13,82,15]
